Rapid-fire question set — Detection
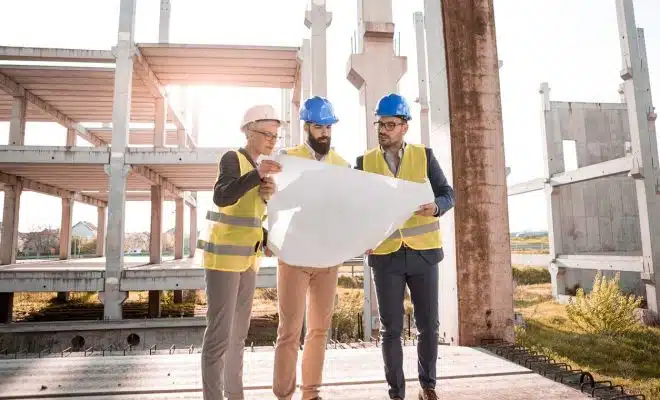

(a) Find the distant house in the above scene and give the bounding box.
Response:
[72,221,97,240]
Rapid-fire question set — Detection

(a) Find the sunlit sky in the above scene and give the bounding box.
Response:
[0,0,659,235]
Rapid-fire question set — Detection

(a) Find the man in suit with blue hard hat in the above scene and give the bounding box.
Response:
[355,93,455,400]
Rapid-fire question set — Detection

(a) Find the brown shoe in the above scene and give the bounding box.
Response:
[418,388,438,400]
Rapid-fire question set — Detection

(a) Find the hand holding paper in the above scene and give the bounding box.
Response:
[264,154,435,267]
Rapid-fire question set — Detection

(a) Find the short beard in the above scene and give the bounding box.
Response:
[307,132,331,155]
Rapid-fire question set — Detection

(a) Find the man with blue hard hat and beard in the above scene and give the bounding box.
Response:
[266,96,349,400]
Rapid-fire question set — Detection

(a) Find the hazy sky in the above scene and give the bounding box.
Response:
[0,0,658,234]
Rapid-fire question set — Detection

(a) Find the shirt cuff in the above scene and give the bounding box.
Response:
[433,203,439,216]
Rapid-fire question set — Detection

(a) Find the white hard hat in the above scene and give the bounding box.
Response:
[241,104,281,131]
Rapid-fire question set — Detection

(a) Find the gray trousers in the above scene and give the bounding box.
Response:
[370,246,442,400]
[201,267,257,400]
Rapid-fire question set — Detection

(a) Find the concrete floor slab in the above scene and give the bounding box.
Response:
[0,346,590,399]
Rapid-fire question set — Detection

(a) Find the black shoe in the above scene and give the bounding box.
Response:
[418,388,438,400]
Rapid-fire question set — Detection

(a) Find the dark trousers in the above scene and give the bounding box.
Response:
[370,246,442,399]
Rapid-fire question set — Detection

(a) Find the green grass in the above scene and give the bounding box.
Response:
[515,284,660,399]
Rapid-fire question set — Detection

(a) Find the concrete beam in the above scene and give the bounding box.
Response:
[182,191,197,208]
[121,267,277,291]
[124,147,234,164]
[132,48,195,148]
[131,165,182,197]
[0,72,106,147]
[0,46,114,63]
[0,146,110,164]
[0,271,104,292]
[0,172,107,208]
[554,255,644,273]
[507,178,546,196]
[440,0,514,345]
[507,156,634,195]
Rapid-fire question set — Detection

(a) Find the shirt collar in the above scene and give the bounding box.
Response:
[381,141,406,158]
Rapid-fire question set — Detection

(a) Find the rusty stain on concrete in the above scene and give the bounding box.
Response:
[440,0,514,346]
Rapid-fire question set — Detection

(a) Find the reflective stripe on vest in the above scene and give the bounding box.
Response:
[205,210,261,228]
[198,150,265,272]
[386,220,440,241]
[197,240,256,257]
[362,143,442,254]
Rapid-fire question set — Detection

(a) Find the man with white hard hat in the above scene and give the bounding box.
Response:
[198,104,282,400]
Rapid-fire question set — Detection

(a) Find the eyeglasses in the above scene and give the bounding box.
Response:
[250,128,281,141]
[374,121,406,131]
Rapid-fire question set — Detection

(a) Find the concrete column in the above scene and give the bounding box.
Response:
[347,0,407,150]
[423,0,458,345]
[0,183,22,265]
[176,128,186,148]
[66,128,76,147]
[438,0,514,346]
[174,198,184,259]
[148,290,161,317]
[304,0,332,97]
[9,96,26,146]
[158,0,171,43]
[154,97,167,148]
[189,194,197,258]
[0,292,13,324]
[96,206,106,257]
[101,0,136,320]
[59,197,73,260]
[616,0,660,317]
[291,101,301,146]
[280,89,292,146]
[413,12,431,147]
[347,0,406,338]
[150,185,163,264]
[539,83,566,298]
[301,39,311,102]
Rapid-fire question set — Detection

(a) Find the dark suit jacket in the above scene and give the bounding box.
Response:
[355,145,456,267]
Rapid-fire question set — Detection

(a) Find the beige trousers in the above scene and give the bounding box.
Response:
[272,261,339,400]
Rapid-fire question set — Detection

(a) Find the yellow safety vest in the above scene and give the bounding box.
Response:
[362,144,442,254]
[283,144,350,167]
[198,150,265,272]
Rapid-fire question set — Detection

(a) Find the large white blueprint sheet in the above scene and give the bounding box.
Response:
[265,154,435,267]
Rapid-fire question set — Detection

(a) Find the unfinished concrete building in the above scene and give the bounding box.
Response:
[509,0,660,317]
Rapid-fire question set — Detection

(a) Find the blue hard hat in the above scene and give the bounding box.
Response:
[375,93,412,121]
[299,96,339,125]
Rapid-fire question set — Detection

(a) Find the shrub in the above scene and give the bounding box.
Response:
[566,271,643,336]
[257,288,278,301]
[512,266,551,285]
[337,275,364,289]
[332,290,362,341]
